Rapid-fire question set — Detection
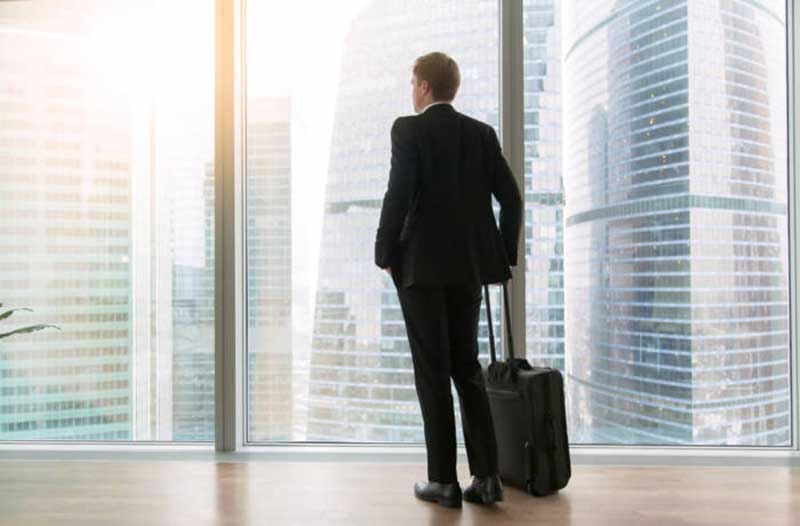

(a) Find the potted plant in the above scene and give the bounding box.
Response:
[0,302,60,340]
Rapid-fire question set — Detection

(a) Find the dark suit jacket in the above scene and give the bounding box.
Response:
[374,102,523,288]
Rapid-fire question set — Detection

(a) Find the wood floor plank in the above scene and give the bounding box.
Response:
[0,461,797,525]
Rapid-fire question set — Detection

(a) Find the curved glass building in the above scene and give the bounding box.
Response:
[562,0,789,444]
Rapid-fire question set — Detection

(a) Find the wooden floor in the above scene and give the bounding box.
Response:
[0,461,798,525]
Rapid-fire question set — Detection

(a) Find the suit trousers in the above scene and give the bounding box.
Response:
[394,278,499,483]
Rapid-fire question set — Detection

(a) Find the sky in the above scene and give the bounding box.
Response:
[246,0,373,337]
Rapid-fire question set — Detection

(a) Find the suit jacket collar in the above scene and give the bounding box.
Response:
[421,101,455,114]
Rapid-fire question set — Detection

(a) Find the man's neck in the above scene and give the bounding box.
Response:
[420,100,452,113]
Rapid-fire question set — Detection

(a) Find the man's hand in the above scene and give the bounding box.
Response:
[383,267,392,277]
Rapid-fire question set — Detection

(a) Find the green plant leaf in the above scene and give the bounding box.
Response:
[0,324,61,340]
[0,308,33,321]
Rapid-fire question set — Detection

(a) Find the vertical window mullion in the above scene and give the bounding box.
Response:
[215,0,245,452]
[500,0,526,361]
[788,0,800,451]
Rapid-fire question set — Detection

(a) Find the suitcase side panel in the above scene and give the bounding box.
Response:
[485,384,529,488]
[519,368,571,495]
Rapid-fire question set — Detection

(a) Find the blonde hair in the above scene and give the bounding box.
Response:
[412,52,460,101]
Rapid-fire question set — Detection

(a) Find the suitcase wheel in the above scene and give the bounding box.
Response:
[526,482,553,497]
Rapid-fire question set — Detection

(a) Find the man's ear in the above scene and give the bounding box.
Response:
[421,79,431,95]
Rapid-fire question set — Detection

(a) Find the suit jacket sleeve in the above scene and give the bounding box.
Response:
[375,117,418,269]
[488,127,523,266]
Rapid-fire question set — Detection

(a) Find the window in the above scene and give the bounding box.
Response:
[244,0,501,443]
[1,0,793,450]
[0,0,215,441]
[542,0,789,445]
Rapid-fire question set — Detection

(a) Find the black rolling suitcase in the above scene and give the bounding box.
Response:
[482,280,571,496]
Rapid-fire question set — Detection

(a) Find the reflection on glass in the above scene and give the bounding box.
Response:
[0,0,214,441]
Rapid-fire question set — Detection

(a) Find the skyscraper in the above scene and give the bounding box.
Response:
[0,2,134,440]
[0,0,215,442]
[307,0,503,442]
[171,161,215,441]
[246,96,294,441]
[563,0,789,445]
[523,0,565,369]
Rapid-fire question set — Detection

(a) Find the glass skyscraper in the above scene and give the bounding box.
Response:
[306,0,572,443]
[171,161,215,441]
[0,3,135,439]
[563,0,789,444]
[0,0,215,441]
[246,96,294,442]
[523,0,565,370]
[306,0,502,442]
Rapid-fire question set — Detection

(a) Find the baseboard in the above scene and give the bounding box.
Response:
[0,443,797,467]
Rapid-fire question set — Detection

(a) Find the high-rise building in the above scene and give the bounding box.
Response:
[0,2,134,440]
[0,0,215,442]
[163,76,216,441]
[563,0,789,445]
[246,96,293,441]
[523,0,565,370]
[306,0,504,442]
[130,100,175,442]
[171,161,215,441]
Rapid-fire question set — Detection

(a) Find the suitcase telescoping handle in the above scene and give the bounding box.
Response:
[483,280,518,375]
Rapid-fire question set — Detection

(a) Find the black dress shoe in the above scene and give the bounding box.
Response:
[413,481,463,508]
[463,474,504,504]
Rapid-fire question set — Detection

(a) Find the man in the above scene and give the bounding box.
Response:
[374,51,523,508]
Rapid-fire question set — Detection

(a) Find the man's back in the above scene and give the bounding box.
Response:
[374,102,523,288]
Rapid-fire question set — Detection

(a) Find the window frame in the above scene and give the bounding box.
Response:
[221,0,799,457]
[0,0,796,464]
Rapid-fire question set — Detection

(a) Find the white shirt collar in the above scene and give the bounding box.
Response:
[420,100,453,113]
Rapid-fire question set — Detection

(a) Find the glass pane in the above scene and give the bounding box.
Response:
[0,0,215,441]
[555,0,790,445]
[522,0,565,372]
[245,0,501,442]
